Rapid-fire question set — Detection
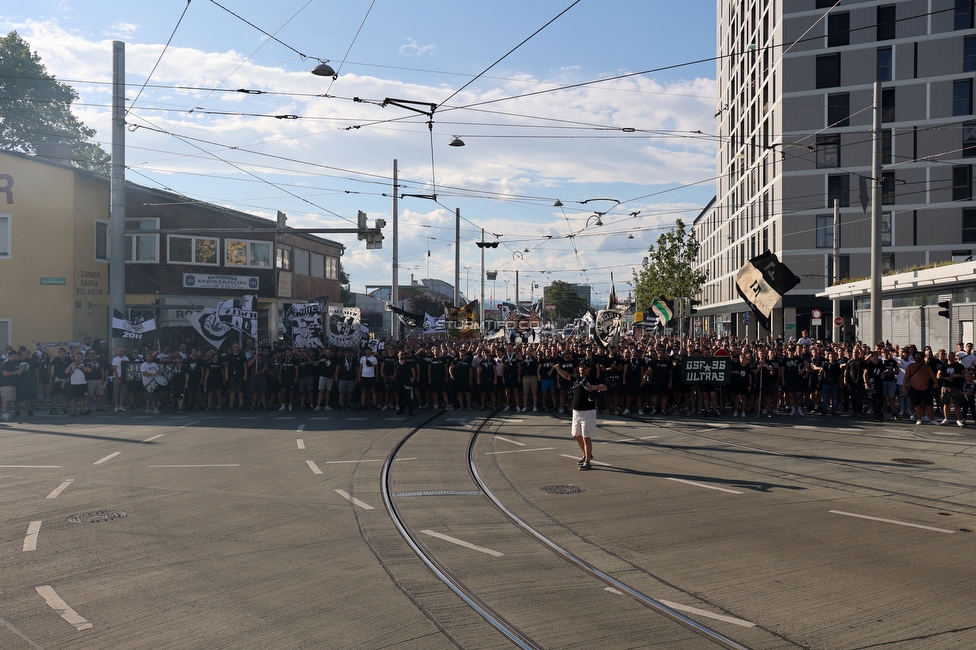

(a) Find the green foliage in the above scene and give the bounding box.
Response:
[0,31,110,174]
[338,262,354,306]
[833,260,958,286]
[543,280,590,318]
[632,219,707,311]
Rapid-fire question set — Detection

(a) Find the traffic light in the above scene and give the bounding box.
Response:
[366,219,385,249]
[938,299,952,320]
[486,271,498,280]
[357,210,367,241]
[476,240,499,248]
[689,299,701,315]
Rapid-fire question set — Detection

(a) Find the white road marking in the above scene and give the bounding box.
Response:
[178,421,199,428]
[326,459,382,463]
[23,521,41,552]
[421,529,504,556]
[35,586,92,631]
[297,424,305,432]
[495,436,526,446]
[619,438,637,442]
[604,587,623,595]
[486,447,556,455]
[0,466,62,468]
[640,435,659,440]
[297,439,305,450]
[558,454,612,466]
[147,464,240,468]
[335,489,375,510]
[659,600,756,628]
[93,452,121,465]
[306,460,323,475]
[274,416,296,420]
[829,510,955,533]
[143,434,165,443]
[46,479,75,499]
[665,477,742,495]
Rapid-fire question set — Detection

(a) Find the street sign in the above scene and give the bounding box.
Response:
[634,311,644,323]
[811,308,823,319]
[742,313,750,325]
[811,318,822,326]
[834,316,844,326]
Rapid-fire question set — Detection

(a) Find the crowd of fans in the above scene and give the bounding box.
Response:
[3,330,975,427]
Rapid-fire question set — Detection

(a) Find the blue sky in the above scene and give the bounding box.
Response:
[3,0,719,305]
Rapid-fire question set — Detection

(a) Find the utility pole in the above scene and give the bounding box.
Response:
[832,199,841,343]
[480,228,485,327]
[454,208,460,307]
[870,81,883,345]
[391,159,399,341]
[109,41,126,350]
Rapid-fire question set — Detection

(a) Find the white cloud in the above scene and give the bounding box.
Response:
[398,38,435,57]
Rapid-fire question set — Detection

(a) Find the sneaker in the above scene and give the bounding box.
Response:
[939,418,948,425]
[279,404,287,411]
[622,408,631,415]
[288,404,293,411]
[114,407,119,413]
[118,406,126,412]
[503,405,510,411]
[0,413,10,421]
[27,410,34,416]
[958,420,965,427]
[533,407,538,413]
[576,455,594,464]
[325,406,333,411]
[313,406,321,412]
[557,407,565,414]
[152,409,161,415]
[916,419,923,425]
[446,405,454,410]
[50,408,56,415]
[922,415,931,423]
[578,462,592,471]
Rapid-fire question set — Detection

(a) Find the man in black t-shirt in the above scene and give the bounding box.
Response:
[223,343,249,410]
[554,359,606,471]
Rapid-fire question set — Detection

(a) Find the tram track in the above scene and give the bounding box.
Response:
[377,410,755,650]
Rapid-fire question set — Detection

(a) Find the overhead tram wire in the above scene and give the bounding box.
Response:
[127,0,192,115]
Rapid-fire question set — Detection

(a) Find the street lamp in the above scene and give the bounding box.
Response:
[311,59,337,79]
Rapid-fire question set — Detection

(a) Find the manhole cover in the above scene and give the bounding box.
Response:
[891,458,934,465]
[67,511,128,524]
[541,485,585,495]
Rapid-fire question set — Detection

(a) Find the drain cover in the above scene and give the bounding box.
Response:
[541,485,585,495]
[67,511,128,524]
[891,458,934,465]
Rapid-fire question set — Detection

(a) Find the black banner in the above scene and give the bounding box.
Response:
[681,357,732,385]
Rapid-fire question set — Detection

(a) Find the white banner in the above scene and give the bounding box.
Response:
[327,306,362,348]
[186,295,258,350]
[183,274,259,291]
[286,302,324,348]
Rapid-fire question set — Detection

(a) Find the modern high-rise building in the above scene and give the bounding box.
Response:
[693,0,976,341]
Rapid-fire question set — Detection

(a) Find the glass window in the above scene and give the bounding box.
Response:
[882,88,896,122]
[168,236,217,265]
[956,0,974,30]
[827,13,849,47]
[225,240,247,266]
[817,134,841,168]
[877,5,896,41]
[882,211,892,246]
[954,165,973,201]
[966,37,976,71]
[816,215,834,248]
[877,47,892,82]
[276,247,291,270]
[294,248,310,276]
[827,174,850,208]
[882,128,892,164]
[882,253,895,273]
[125,219,158,263]
[311,252,325,278]
[965,209,976,242]
[249,242,270,267]
[955,80,973,116]
[882,172,896,205]
[816,54,841,89]
[326,256,339,280]
[828,255,851,285]
[0,215,9,258]
[827,93,849,127]
[965,121,976,157]
[95,221,109,261]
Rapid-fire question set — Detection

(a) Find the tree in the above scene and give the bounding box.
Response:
[632,219,707,310]
[543,280,590,319]
[0,31,110,174]
[338,262,353,306]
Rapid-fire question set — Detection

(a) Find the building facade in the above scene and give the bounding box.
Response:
[694,0,976,340]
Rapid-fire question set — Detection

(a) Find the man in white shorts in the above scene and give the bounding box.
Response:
[554,359,607,470]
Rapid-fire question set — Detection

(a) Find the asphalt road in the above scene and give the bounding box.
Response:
[1,408,974,649]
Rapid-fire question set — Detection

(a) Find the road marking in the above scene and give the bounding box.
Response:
[665,477,742,494]
[142,434,165,442]
[93,452,121,465]
[297,439,305,450]
[640,436,659,440]
[505,418,524,423]
[306,460,323,475]
[659,600,756,628]
[35,586,92,631]
[178,421,199,428]
[559,454,612,466]
[619,438,637,442]
[148,464,240,468]
[274,416,296,420]
[829,510,955,533]
[326,459,382,464]
[486,447,555,455]
[495,436,526,446]
[46,479,75,499]
[335,489,375,510]
[605,587,623,595]
[421,529,504,556]
[0,466,62,468]
[23,521,41,552]
[297,424,305,432]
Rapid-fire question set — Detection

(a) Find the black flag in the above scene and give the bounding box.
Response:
[735,250,801,331]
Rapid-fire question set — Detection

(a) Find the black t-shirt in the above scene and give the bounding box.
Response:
[83,357,103,381]
[941,362,966,389]
[336,356,358,381]
[186,357,204,383]
[539,356,556,380]
[279,356,299,382]
[821,361,841,384]
[521,355,538,377]
[394,360,414,384]
[316,356,335,380]
[429,356,447,380]
[224,351,248,378]
[0,358,18,387]
[51,357,71,382]
[570,371,599,411]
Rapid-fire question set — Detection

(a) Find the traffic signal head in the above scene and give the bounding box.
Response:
[938,299,952,320]
[357,210,367,240]
[476,241,499,248]
[689,299,702,315]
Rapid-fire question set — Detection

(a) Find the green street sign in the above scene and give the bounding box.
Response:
[40,277,67,286]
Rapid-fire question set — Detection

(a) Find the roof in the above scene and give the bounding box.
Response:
[816,262,976,300]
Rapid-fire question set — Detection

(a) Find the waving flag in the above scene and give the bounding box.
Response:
[735,251,801,331]
[650,297,673,324]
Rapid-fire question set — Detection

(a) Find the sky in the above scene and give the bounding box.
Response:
[2,0,719,306]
